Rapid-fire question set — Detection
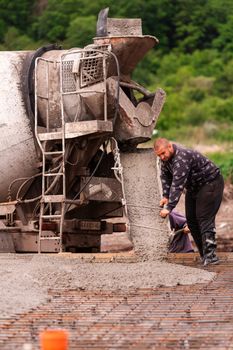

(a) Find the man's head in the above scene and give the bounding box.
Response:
[154,138,174,161]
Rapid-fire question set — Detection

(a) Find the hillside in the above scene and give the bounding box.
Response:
[0,0,232,179]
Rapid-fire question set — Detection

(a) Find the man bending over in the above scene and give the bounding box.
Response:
[154,138,224,266]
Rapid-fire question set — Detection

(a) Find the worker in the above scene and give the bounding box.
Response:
[154,138,224,266]
[168,211,194,253]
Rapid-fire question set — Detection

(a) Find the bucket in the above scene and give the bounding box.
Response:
[40,330,68,350]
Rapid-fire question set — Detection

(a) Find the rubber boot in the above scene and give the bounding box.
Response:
[202,230,219,266]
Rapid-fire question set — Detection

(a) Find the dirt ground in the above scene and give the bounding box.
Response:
[214,185,233,252]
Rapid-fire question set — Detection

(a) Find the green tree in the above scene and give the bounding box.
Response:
[213,15,233,54]
[0,0,35,34]
[214,60,233,98]
[65,15,96,48]
[0,26,36,50]
[32,11,68,41]
[173,0,233,53]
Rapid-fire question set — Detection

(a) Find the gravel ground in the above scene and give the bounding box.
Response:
[0,149,215,318]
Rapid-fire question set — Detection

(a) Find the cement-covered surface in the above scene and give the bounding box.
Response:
[0,51,38,201]
[1,254,233,350]
[0,149,215,319]
[0,254,214,319]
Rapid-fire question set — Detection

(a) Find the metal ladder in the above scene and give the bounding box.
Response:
[34,49,109,253]
[35,57,66,253]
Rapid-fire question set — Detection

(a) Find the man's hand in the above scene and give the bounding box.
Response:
[159,197,169,207]
[160,208,170,218]
[183,225,190,234]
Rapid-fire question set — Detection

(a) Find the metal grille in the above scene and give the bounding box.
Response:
[61,60,76,93]
[80,55,104,88]
[84,44,111,53]
[1,253,233,350]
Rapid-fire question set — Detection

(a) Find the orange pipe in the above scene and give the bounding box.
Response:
[40,330,68,350]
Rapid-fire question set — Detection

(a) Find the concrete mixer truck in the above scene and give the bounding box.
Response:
[0,8,166,253]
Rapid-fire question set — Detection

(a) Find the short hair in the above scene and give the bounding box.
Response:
[154,138,170,151]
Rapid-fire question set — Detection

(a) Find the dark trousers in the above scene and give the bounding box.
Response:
[185,174,224,259]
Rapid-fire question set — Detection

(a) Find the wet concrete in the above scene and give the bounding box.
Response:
[0,149,215,318]
[121,148,170,261]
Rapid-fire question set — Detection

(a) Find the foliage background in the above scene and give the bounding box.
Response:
[0,0,232,179]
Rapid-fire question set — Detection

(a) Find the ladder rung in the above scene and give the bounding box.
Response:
[44,173,64,177]
[39,237,61,240]
[44,151,64,155]
[41,214,62,219]
[38,132,63,141]
[43,195,65,203]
